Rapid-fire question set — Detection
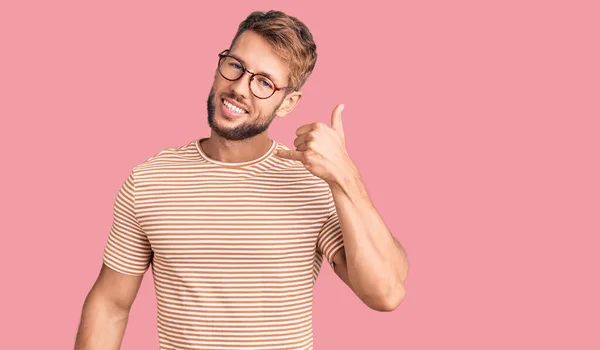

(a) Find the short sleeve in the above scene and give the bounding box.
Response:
[102,169,152,276]
[316,189,345,270]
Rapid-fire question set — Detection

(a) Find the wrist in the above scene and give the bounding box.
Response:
[327,161,360,189]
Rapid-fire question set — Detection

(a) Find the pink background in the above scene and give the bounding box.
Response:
[1,0,599,349]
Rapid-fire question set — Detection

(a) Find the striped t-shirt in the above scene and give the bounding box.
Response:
[103,137,345,350]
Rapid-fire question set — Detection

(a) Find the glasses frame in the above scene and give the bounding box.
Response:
[217,49,294,99]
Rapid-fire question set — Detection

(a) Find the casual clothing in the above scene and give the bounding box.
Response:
[103,138,344,350]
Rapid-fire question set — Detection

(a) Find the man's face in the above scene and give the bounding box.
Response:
[206,30,298,141]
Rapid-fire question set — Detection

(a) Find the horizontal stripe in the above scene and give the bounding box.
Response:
[103,138,344,349]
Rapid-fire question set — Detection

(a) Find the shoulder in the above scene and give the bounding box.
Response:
[134,138,201,173]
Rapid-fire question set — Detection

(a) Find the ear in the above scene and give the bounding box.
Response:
[275,91,303,118]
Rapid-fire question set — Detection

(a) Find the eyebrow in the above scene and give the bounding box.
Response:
[228,52,281,86]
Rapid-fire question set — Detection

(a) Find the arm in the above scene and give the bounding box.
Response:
[274,104,410,311]
[74,263,145,350]
[328,163,410,312]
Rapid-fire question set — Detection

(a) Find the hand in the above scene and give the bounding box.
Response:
[275,104,356,185]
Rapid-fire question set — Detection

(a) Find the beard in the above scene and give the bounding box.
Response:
[206,87,282,141]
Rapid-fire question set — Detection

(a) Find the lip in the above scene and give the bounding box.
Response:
[220,99,248,119]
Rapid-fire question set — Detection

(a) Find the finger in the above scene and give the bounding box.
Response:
[275,149,304,162]
[295,142,309,152]
[293,133,311,148]
[295,122,319,136]
[331,104,345,138]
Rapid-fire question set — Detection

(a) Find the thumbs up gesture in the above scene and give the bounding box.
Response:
[275,104,356,185]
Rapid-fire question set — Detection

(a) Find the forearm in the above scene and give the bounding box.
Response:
[74,292,130,350]
[329,163,409,307]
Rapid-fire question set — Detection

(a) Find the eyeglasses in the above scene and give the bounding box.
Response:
[217,50,294,99]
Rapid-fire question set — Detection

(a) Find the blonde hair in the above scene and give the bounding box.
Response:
[230,10,317,91]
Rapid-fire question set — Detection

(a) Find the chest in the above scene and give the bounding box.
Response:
[135,176,330,263]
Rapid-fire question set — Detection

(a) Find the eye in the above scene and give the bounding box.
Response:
[257,77,274,89]
[230,62,242,70]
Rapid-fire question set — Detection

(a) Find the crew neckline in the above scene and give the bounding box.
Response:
[195,138,277,168]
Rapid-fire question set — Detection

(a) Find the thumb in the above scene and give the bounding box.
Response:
[331,103,345,139]
[274,149,304,162]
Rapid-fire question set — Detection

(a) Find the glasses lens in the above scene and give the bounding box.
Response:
[250,75,275,99]
[219,56,243,80]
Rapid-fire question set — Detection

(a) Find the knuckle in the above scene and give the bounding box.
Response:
[301,152,309,163]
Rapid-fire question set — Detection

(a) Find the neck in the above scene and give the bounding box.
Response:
[200,131,273,163]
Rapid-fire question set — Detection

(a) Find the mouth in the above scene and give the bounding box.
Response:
[220,98,249,119]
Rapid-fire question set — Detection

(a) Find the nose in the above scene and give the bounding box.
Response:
[230,71,252,99]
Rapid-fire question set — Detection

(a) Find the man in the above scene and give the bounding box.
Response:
[75,10,409,350]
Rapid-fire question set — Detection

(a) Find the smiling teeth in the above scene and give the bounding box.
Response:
[223,100,247,114]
